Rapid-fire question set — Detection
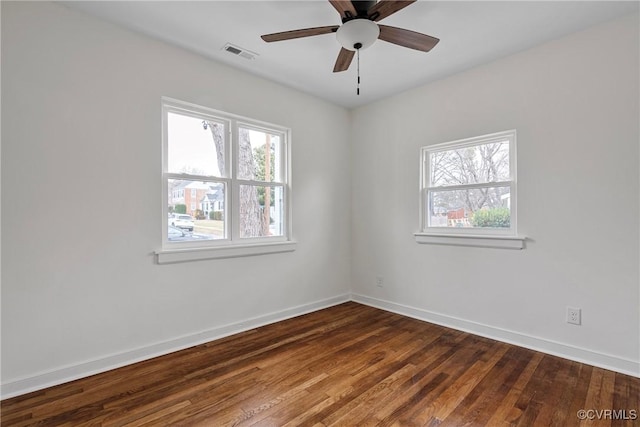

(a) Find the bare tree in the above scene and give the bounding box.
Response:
[203,121,264,237]
[202,121,225,176]
[237,128,263,237]
[262,134,271,236]
[430,142,509,214]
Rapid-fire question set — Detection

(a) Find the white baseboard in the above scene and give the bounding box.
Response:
[0,294,351,400]
[351,293,640,378]
[3,292,637,400]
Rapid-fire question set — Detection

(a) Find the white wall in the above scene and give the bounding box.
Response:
[350,13,639,375]
[1,1,351,396]
[2,2,639,399]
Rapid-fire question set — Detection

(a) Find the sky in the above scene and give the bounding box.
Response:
[168,112,275,177]
[168,112,222,176]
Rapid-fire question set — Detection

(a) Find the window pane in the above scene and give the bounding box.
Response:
[237,127,282,182]
[430,141,509,187]
[239,185,284,238]
[428,187,511,228]
[168,179,225,241]
[168,112,225,177]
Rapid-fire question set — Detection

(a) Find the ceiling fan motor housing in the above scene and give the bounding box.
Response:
[260,0,440,74]
[336,19,380,51]
[353,1,377,17]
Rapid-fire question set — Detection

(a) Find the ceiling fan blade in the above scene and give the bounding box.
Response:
[333,48,355,72]
[261,26,339,42]
[328,0,357,19]
[378,25,440,52]
[367,0,416,22]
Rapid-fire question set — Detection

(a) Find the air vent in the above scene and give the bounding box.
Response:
[222,43,258,60]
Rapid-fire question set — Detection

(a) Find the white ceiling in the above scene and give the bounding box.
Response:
[61,1,639,109]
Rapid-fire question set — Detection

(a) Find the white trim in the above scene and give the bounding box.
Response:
[414,232,526,249]
[425,130,514,153]
[351,294,640,378]
[161,97,293,255]
[426,181,511,192]
[420,129,517,236]
[155,240,297,264]
[0,294,349,400]
[3,293,637,399]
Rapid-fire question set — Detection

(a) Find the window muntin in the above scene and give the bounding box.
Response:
[162,98,290,249]
[421,130,516,235]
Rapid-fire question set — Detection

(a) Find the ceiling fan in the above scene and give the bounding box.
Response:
[260,0,440,74]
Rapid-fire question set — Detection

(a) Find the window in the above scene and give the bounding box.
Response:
[417,130,524,249]
[158,98,294,262]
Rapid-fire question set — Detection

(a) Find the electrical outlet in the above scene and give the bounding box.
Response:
[375,276,384,288]
[567,307,581,325]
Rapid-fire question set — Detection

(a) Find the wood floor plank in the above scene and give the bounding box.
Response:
[582,369,616,427]
[528,355,576,426]
[406,342,510,425]
[612,372,640,427]
[325,363,416,425]
[2,302,638,426]
[568,363,596,426]
[437,346,535,427]
[369,332,476,426]
[482,351,544,427]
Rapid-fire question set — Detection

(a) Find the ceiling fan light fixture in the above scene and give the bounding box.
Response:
[336,19,380,51]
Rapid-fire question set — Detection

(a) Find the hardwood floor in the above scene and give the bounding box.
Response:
[2,302,639,426]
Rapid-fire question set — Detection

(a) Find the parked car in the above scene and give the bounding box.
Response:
[170,214,194,231]
[168,225,212,242]
[168,225,189,241]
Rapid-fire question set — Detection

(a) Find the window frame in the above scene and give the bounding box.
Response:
[418,130,518,238]
[158,97,294,262]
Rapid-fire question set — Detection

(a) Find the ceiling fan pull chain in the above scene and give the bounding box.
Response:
[356,48,360,95]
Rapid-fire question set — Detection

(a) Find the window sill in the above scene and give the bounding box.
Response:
[414,233,526,249]
[155,241,297,264]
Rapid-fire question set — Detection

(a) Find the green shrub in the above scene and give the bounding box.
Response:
[174,204,187,214]
[471,207,510,228]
